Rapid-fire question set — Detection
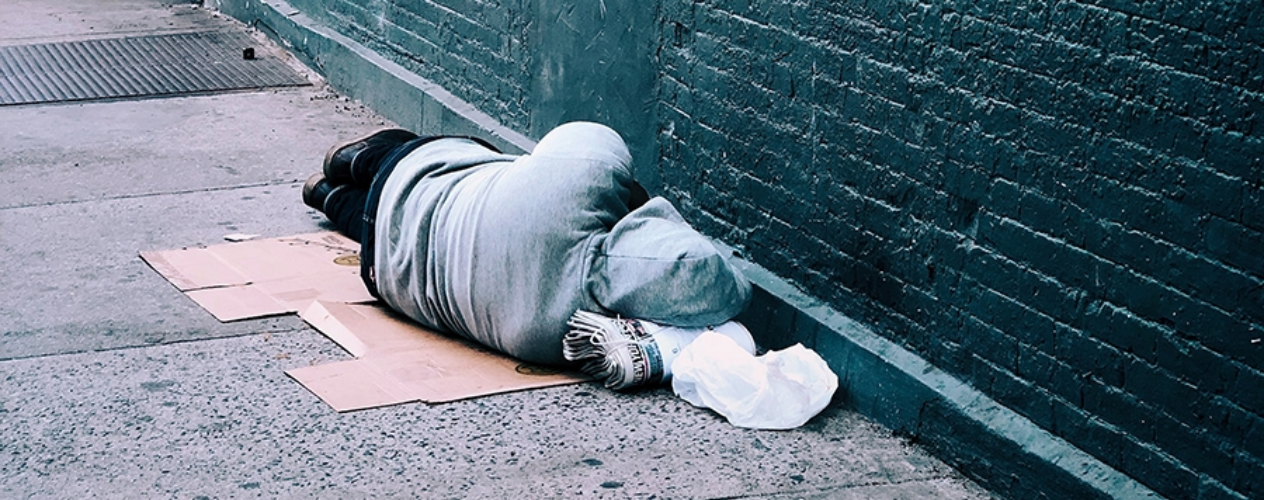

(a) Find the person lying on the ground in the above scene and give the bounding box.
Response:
[301,122,751,388]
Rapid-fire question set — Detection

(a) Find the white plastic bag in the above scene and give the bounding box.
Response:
[671,331,838,430]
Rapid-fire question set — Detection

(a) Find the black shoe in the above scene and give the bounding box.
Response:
[302,173,336,212]
[323,128,419,185]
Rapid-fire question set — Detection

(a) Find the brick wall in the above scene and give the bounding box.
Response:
[657,1,1262,499]
[294,0,534,132]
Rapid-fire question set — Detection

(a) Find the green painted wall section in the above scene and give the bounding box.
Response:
[527,0,660,190]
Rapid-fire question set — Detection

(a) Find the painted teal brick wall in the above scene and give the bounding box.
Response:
[657,1,1261,499]
[278,0,534,132]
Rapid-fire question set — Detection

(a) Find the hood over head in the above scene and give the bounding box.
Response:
[588,198,752,327]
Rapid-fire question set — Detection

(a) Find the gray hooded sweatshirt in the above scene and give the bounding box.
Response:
[374,122,751,366]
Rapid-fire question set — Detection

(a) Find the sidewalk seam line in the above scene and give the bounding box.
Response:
[0,326,312,363]
[0,179,301,211]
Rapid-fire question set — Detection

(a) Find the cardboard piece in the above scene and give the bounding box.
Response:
[140,232,375,321]
[142,232,587,410]
[289,301,585,411]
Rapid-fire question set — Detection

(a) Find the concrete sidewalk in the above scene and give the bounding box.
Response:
[0,1,994,498]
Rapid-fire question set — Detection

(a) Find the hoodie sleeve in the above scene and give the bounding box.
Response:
[588,197,752,327]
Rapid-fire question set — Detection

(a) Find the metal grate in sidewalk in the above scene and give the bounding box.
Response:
[0,31,310,105]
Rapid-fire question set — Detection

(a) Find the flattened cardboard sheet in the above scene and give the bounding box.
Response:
[289,301,586,411]
[142,231,586,410]
[140,232,375,321]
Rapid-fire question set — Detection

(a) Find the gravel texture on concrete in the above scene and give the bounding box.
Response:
[1,330,989,499]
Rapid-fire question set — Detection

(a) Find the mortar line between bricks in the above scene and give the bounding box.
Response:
[677,55,1252,240]
[948,6,1264,100]
[712,6,1262,148]
[803,180,1258,370]
[0,326,314,364]
[387,0,479,38]
[339,12,520,86]
[386,0,520,46]
[708,55,1251,190]
[0,179,302,211]
[1071,0,1250,49]
[690,42,1255,188]
[348,23,522,94]
[335,0,515,71]
[988,211,1257,328]
[813,4,1264,103]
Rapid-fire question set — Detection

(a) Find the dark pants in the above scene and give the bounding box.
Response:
[322,184,370,242]
[319,130,420,242]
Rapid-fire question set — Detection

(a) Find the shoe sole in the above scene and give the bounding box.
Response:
[301,173,327,210]
[322,127,415,182]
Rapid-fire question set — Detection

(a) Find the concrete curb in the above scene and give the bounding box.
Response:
[216,2,1162,498]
